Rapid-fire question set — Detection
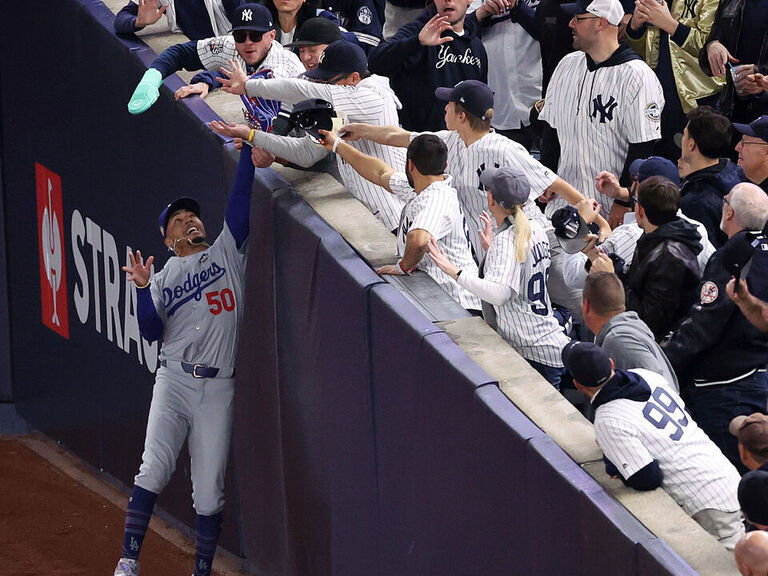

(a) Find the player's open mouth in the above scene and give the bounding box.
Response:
[187,226,200,235]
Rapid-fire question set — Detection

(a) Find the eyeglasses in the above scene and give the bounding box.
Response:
[233,30,264,43]
[740,139,768,146]
[572,15,600,21]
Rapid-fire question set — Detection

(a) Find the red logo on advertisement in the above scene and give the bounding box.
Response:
[36,163,69,338]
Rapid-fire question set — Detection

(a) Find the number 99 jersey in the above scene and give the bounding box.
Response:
[593,369,741,517]
[149,223,248,371]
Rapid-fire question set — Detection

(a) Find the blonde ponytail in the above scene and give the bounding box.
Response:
[513,206,531,263]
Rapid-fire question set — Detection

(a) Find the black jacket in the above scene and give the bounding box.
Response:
[662,234,768,384]
[679,159,746,248]
[626,218,702,341]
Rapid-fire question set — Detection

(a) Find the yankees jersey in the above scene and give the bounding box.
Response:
[150,223,247,370]
[246,75,407,230]
[389,173,481,310]
[425,130,557,260]
[540,48,664,217]
[593,368,741,516]
[481,216,570,366]
[196,37,304,79]
[321,0,383,51]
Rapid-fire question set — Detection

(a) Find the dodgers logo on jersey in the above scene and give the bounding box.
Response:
[357,5,373,25]
[163,261,227,316]
[591,95,618,123]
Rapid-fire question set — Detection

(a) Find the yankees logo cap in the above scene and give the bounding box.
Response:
[551,206,596,254]
[435,80,494,121]
[232,3,274,33]
[561,341,613,388]
[629,156,680,186]
[480,167,530,208]
[733,115,768,143]
[289,98,336,141]
[304,40,367,81]
[738,471,768,526]
[159,197,201,238]
[730,413,768,461]
[285,17,343,48]
[561,0,625,26]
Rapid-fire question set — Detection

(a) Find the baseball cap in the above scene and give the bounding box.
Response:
[561,341,613,388]
[721,230,762,282]
[159,197,200,239]
[231,3,274,33]
[738,471,768,525]
[480,167,531,208]
[304,40,367,81]
[551,206,595,254]
[289,98,336,141]
[285,17,342,48]
[730,413,768,460]
[629,156,681,186]
[734,115,768,143]
[435,80,494,121]
[561,0,624,25]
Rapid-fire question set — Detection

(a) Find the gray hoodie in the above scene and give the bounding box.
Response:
[595,311,679,392]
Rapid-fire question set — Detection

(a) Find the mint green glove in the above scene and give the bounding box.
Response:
[128,68,163,115]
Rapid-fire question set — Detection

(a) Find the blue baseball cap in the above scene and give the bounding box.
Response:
[561,341,613,388]
[231,3,274,32]
[480,167,530,208]
[304,40,367,81]
[159,197,200,239]
[734,115,768,143]
[629,156,680,186]
[435,80,494,121]
[551,206,598,254]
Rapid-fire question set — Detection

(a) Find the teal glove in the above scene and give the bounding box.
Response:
[127,68,163,115]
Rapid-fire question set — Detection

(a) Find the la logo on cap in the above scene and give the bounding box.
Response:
[242,8,252,21]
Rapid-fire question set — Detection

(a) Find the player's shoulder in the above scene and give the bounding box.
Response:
[554,51,586,73]
[198,35,235,56]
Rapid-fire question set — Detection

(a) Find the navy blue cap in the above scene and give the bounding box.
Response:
[551,206,597,254]
[289,98,336,140]
[231,3,274,32]
[734,115,768,143]
[285,17,343,48]
[435,80,494,121]
[159,197,200,239]
[738,470,768,525]
[561,341,613,388]
[629,156,680,186]
[304,40,367,81]
[722,230,763,281]
[480,167,530,208]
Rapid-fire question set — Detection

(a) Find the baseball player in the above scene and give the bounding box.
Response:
[214,40,407,232]
[428,167,571,388]
[127,3,304,114]
[538,0,664,222]
[113,143,255,576]
[562,341,744,549]
[317,128,481,310]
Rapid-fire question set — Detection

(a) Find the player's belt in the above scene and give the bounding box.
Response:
[160,360,235,379]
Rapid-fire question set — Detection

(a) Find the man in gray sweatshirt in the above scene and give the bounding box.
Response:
[582,271,679,391]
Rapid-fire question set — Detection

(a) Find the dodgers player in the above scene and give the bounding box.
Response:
[429,167,571,388]
[563,342,744,549]
[113,144,255,576]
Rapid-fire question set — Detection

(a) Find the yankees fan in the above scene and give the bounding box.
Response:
[113,144,255,576]
[563,342,744,549]
[539,0,664,222]
[214,40,407,231]
[127,3,303,114]
[429,167,571,388]
[318,128,481,310]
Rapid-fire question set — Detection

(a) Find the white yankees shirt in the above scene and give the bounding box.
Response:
[478,216,570,366]
[389,173,481,310]
[540,51,664,218]
[593,368,741,516]
[246,75,407,231]
[196,37,304,79]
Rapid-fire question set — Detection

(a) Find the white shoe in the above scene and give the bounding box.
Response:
[114,558,140,576]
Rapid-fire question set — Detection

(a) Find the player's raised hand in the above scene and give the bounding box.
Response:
[475,0,513,20]
[427,237,461,279]
[217,59,249,95]
[419,14,454,46]
[318,129,338,152]
[175,82,210,101]
[707,41,738,77]
[337,123,368,142]
[479,211,494,252]
[576,198,601,224]
[589,252,615,274]
[135,0,166,28]
[122,250,154,287]
[595,170,625,199]
[634,0,676,33]
[209,120,251,140]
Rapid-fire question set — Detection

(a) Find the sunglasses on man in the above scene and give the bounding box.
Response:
[233,30,264,43]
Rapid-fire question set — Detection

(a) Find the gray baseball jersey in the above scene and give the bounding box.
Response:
[197,37,304,79]
[540,52,664,218]
[389,173,481,310]
[594,368,741,516]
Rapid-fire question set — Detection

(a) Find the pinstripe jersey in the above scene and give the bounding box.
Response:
[389,173,481,310]
[196,37,304,79]
[593,368,741,516]
[540,51,664,218]
[482,216,570,366]
[246,75,407,230]
[424,130,558,260]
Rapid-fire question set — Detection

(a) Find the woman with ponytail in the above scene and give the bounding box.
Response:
[429,166,571,389]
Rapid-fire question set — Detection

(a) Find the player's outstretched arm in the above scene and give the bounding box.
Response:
[339,123,411,148]
[122,250,164,341]
[319,129,396,192]
[225,144,257,250]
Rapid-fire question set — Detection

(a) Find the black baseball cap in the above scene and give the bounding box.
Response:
[304,40,367,81]
[480,167,531,208]
[289,98,336,140]
[738,470,768,525]
[435,80,494,121]
[231,3,274,33]
[721,230,762,281]
[551,206,595,254]
[734,115,768,143]
[159,197,200,239]
[285,17,343,48]
[561,341,613,388]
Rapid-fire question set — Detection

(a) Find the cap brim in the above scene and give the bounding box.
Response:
[304,67,338,81]
[434,87,455,101]
[284,39,323,48]
[730,415,749,437]
[733,122,757,137]
[555,215,591,254]
[232,25,271,32]
[479,166,499,189]
[629,158,644,179]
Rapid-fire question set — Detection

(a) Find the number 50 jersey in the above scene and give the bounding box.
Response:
[594,368,741,517]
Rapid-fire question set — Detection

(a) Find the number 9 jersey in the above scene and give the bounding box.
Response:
[149,222,248,371]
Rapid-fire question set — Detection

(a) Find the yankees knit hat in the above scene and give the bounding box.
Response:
[561,0,624,26]
[551,206,595,254]
[304,40,367,81]
[738,470,768,525]
[159,197,201,238]
[435,80,494,121]
[285,17,343,48]
[734,115,768,143]
[480,167,530,208]
[231,3,274,33]
[629,156,680,186]
[561,341,613,388]
[730,413,768,461]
